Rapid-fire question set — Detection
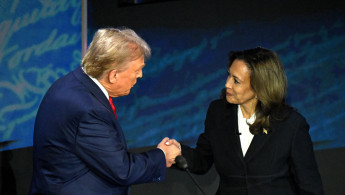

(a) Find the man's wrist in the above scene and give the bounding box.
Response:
[157,147,166,159]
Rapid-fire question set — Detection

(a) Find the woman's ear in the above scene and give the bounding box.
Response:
[108,69,118,84]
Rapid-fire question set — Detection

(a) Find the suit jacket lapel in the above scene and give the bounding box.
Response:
[244,130,272,162]
[72,67,112,113]
[72,67,127,148]
[224,104,244,161]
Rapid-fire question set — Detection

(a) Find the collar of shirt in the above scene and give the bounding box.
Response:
[82,67,109,98]
[237,104,256,125]
[237,104,255,156]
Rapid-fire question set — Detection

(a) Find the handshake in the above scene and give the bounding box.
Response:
[157,137,181,168]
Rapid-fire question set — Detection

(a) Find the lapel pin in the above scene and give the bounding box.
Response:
[263,128,268,135]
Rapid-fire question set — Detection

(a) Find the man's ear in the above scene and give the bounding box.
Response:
[108,69,118,84]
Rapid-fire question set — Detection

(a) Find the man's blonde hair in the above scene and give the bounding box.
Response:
[82,27,151,79]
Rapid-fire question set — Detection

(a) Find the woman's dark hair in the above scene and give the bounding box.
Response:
[223,47,290,134]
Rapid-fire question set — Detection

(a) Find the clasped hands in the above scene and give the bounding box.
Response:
[157,137,181,167]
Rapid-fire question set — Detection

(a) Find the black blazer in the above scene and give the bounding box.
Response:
[182,99,324,195]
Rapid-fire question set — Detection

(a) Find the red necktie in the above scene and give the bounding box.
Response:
[108,96,117,119]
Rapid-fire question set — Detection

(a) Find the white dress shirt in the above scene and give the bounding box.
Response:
[237,105,255,156]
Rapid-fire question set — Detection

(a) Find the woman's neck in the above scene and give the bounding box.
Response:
[240,101,257,119]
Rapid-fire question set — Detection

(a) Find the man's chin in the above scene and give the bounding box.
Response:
[122,90,131,96]
[111,91,130,98]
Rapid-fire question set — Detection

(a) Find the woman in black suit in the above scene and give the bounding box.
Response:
[173,47,324,194]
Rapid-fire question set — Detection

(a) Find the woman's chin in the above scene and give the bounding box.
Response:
[226,97,235,104]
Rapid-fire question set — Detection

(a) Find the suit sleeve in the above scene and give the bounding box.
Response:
[181,102,215,174]
[290,117,324,195]
[75,108,166,186]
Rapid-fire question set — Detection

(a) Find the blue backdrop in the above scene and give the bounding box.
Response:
[0,0,81,150]
[1,1,344,151]
[113,11,345,151]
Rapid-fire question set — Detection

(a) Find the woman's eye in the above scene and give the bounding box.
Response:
[234,79,240,84]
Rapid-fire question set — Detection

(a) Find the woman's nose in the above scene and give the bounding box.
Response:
[225,77,232,88]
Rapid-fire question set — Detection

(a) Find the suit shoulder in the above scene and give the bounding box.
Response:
[209,99,234,108]
[42,72,95,113]
[271,106,309,134]
[285,107,307,124]
[209,99,235,111]
[271,105,306,122]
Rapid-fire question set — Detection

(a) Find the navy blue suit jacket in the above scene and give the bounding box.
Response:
[30,67,166,195]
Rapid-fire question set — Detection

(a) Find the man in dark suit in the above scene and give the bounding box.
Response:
[30,28,181,195]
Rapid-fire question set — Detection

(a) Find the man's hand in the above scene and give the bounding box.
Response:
[164,138,181,150]
[157,137,181,167]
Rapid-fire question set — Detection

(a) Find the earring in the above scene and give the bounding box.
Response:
[255,95,258,99]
